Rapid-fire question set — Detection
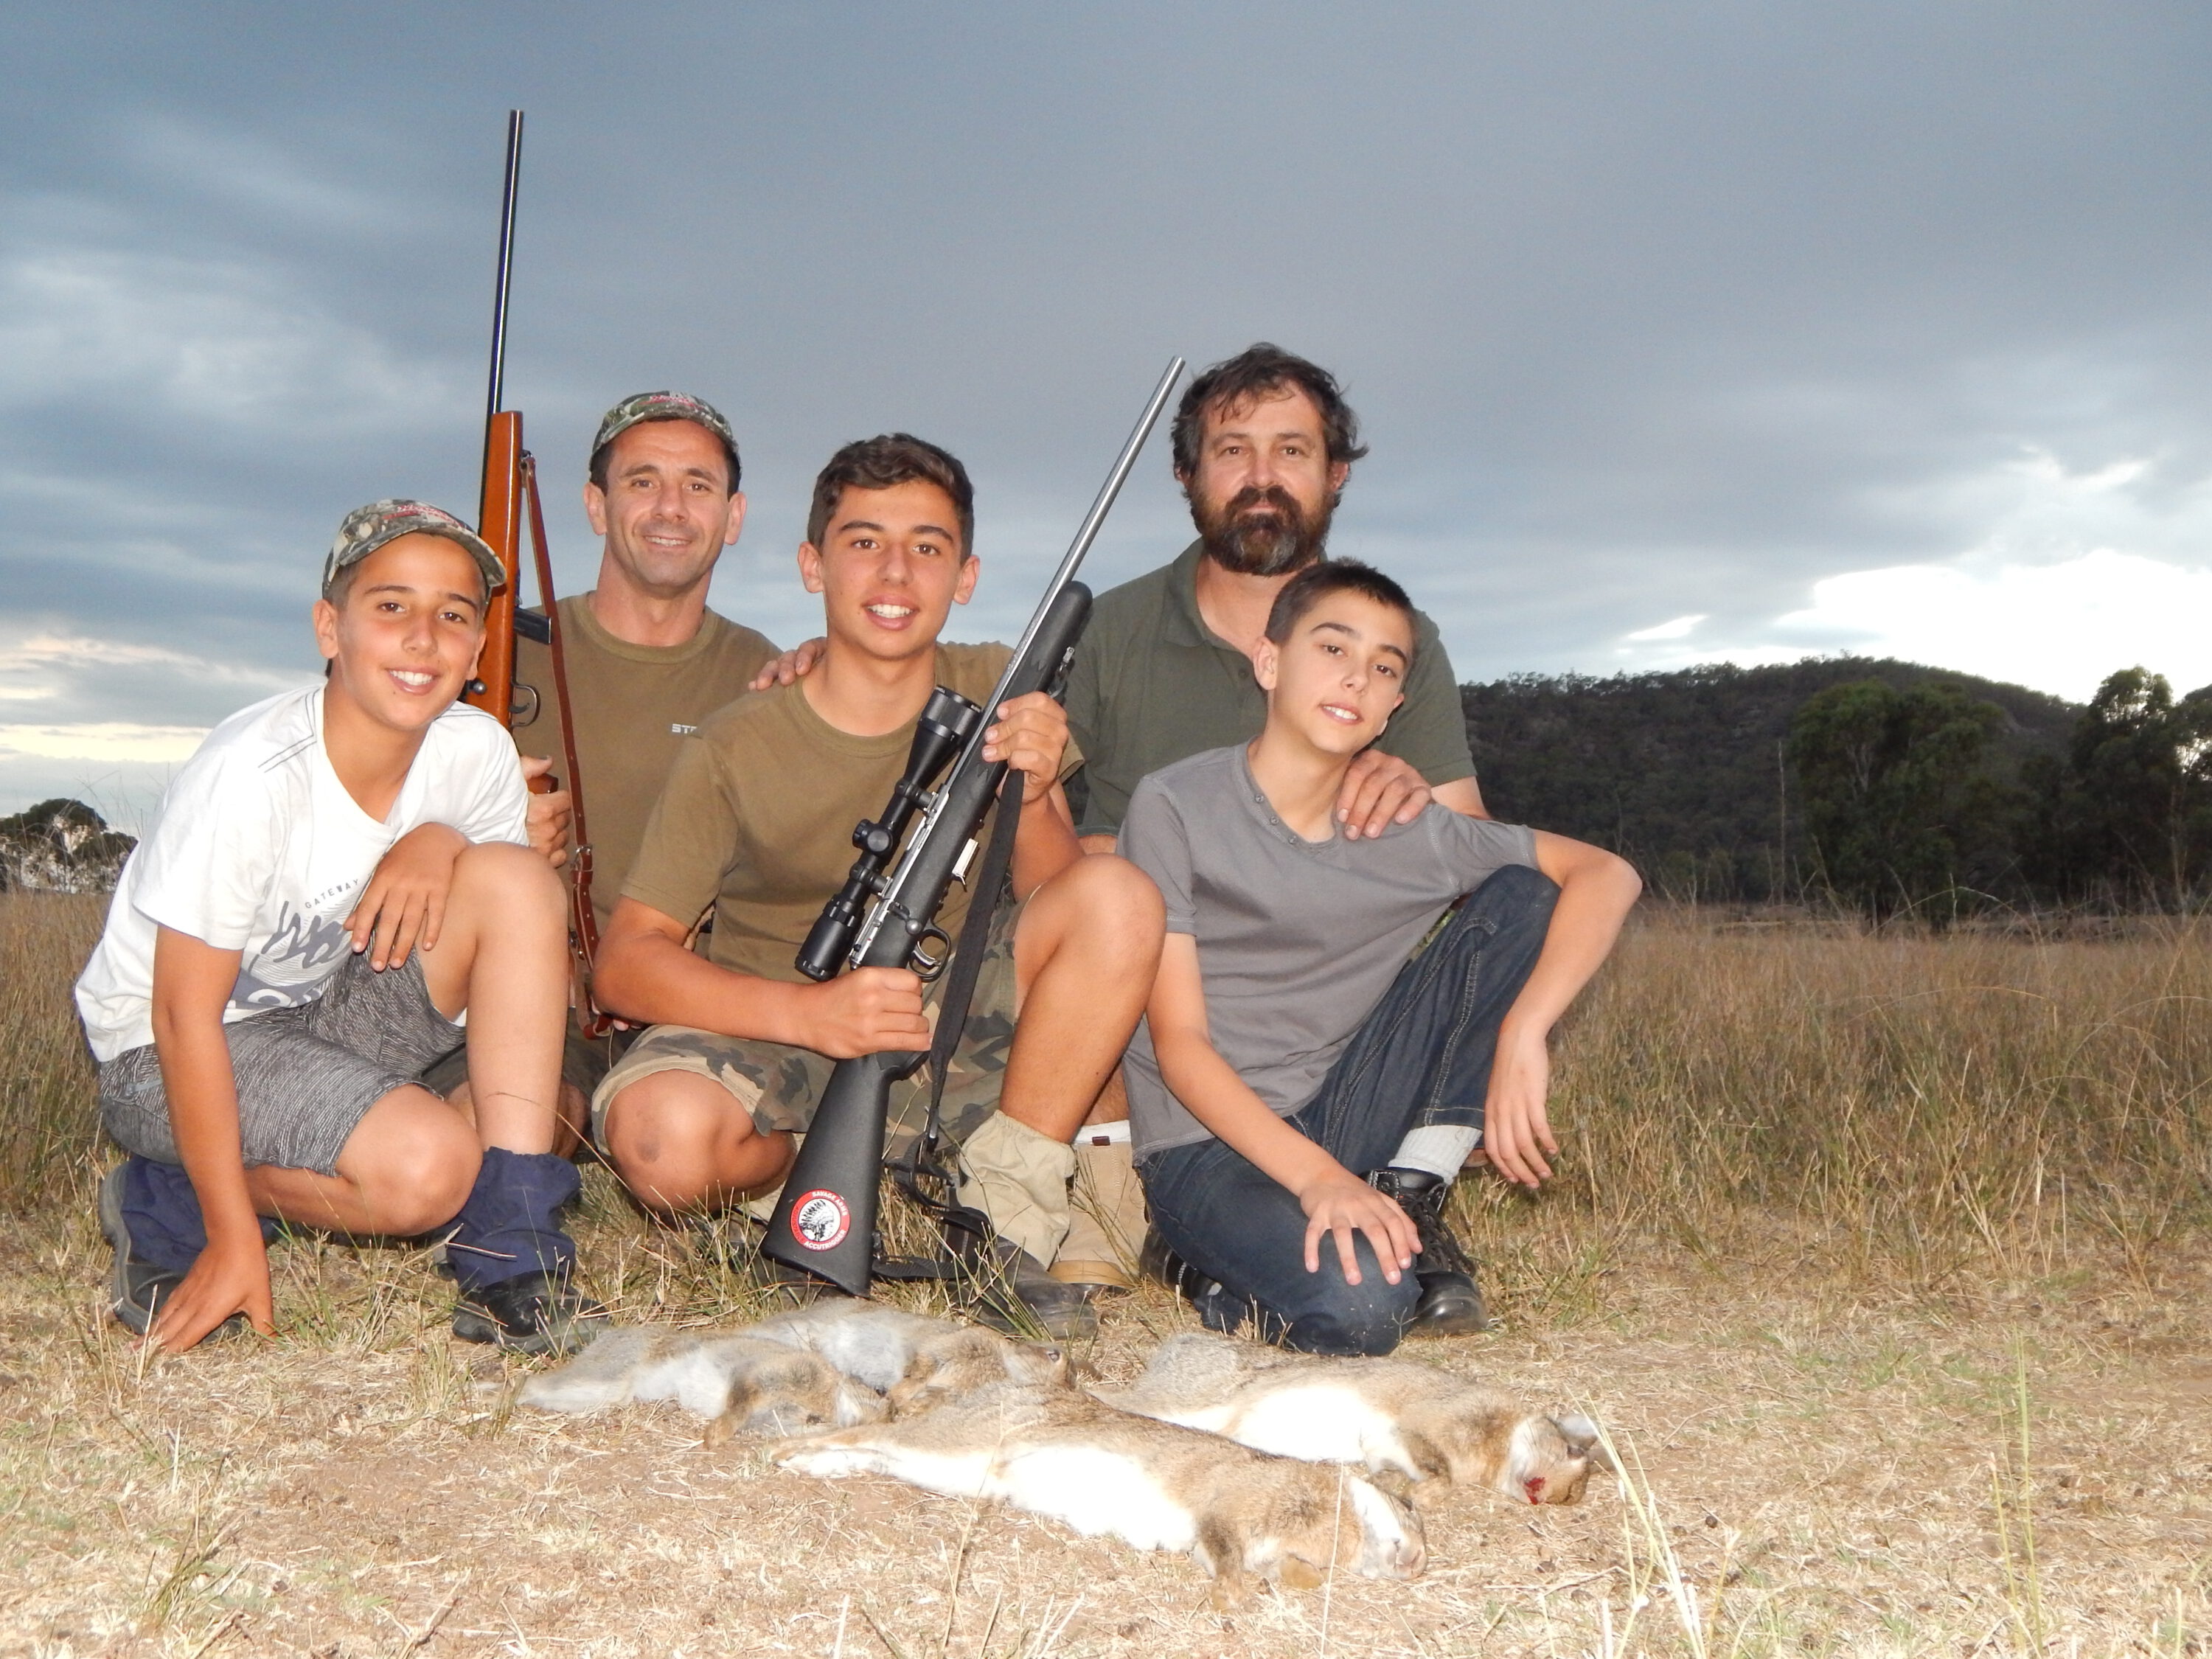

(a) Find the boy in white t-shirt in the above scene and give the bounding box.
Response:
[75,501,600,1354]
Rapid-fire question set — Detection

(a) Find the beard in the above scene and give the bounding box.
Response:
[1189,484,1334,577]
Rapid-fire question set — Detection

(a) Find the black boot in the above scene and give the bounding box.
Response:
[1367,1167,1489,1335]
[941,1205,1097,1340]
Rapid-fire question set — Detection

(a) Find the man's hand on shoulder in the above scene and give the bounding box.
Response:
[1335,750,1432,840]
[347,822,467,970]
[983,692,1069,802]
[521,757,573,869]
[748,637,827,691]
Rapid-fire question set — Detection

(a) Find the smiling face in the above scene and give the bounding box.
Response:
[313,533,487,734]
[797,479,976,664]
[1253,588,1413,757]
[1182,386,1351,577]
[584,419,745,599]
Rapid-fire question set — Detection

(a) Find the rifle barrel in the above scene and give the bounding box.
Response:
[958,355,1183,776]
[484,109,524,428]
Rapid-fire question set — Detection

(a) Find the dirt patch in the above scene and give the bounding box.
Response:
[3,1193,2208,1658]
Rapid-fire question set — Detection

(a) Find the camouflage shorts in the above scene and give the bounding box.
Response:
[590,897,1022,1161]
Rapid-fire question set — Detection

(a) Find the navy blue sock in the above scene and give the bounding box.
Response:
[120,1156,207,1274]
[119,1157,281,1273]
[446,1148,580,1293]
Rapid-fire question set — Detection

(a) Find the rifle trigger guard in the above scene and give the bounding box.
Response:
[909,925,954,982]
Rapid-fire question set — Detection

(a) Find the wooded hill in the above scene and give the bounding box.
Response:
[1461,658,2081,904]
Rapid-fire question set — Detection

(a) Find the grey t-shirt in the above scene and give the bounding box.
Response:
[1119,744,1539,1159]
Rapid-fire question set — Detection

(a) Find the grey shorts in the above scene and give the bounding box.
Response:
[591,897,1022,1161]
[98,951,465,1178]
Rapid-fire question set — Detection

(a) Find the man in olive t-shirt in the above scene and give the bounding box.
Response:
[431,392,778,1125]
[515,392,778,937]
[1065,343,1486,847]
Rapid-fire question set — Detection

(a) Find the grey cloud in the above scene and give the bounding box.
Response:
[5,1,2212,813]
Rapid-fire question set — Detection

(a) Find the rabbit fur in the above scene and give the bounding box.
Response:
[776,1380,1425,1605]
[1095,1331,1609,1506]
[515,1326,886,1443]
[750,1298,1070,1414]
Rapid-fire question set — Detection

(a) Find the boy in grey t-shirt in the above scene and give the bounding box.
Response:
[1120,562,1641,1356]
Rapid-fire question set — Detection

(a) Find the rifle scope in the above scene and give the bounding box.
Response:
[796,685,983,983]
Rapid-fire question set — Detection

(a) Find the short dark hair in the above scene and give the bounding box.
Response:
[588,417,742,495]
[1263,560,1417,666]
[1171,343,1371,479]
[806,433,975,554]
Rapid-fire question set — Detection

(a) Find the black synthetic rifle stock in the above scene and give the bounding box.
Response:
[762,358,1185,1294]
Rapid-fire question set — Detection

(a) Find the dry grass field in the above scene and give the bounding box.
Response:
[1,891,2208,1658]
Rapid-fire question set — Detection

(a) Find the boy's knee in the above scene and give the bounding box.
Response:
[1052,853,1165,950]
[1274,1240,1418,1357]
[602,1074,745,1207]
[453,839,563,917]
[367,1113,481,1234]
[1468,863,1559,936]
[1282,1280,1414,1357]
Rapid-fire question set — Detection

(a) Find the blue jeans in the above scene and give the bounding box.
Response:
[1139,863,1557,1355]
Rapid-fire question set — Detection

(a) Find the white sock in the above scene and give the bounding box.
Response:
[1390,1124,1481,1181]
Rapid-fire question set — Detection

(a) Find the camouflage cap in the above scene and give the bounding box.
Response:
[591,390,742,488]
[322,500,505,600]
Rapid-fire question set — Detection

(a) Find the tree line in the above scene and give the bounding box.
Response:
[1461,658,2212,917]
[0,799,136,894]
[9,657,2206,918]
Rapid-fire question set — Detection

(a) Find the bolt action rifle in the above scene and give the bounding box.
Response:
[761,358,1185,1295]
[460,110,612,1038]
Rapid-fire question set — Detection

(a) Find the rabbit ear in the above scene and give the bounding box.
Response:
[1554,1413,1615,1472]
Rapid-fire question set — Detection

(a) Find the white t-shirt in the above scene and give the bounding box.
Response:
[74,685,529,1062]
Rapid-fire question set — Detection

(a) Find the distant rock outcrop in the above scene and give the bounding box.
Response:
[0,799,136,894]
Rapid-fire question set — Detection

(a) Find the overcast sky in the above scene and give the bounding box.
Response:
[6,4,2211,824]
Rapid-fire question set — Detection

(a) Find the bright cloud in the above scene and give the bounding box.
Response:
[1617,547,2212,701]
[0,630,305,700]
[0,723,208,763]
[1772,550,2212,701]
[1610,448,2212,701]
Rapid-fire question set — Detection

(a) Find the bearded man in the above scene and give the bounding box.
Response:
[1055,344,1492,1324]
[1063,343,1486,851]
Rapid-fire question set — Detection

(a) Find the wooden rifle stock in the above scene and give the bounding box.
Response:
[458,111,611,1037]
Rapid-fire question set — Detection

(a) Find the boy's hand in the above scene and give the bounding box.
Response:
[521,757,573,868]
[1335,750,1431,840]
[1483,1025,1558,1187]
[982,693,1068,802]
[1295,1167,1419,1286]
[346,823,467,971]
[748,636,827,690]
[148,1233,274,1352]
[801,967,932,1058]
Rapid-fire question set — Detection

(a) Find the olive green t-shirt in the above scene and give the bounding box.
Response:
[513,594,778,933]
[1062,540,1477,838]
[621,644,1079,985]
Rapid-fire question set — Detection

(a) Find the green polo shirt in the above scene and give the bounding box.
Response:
[1063,540,1477,838]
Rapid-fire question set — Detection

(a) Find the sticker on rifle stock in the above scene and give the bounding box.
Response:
[790,1189,852,1252]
